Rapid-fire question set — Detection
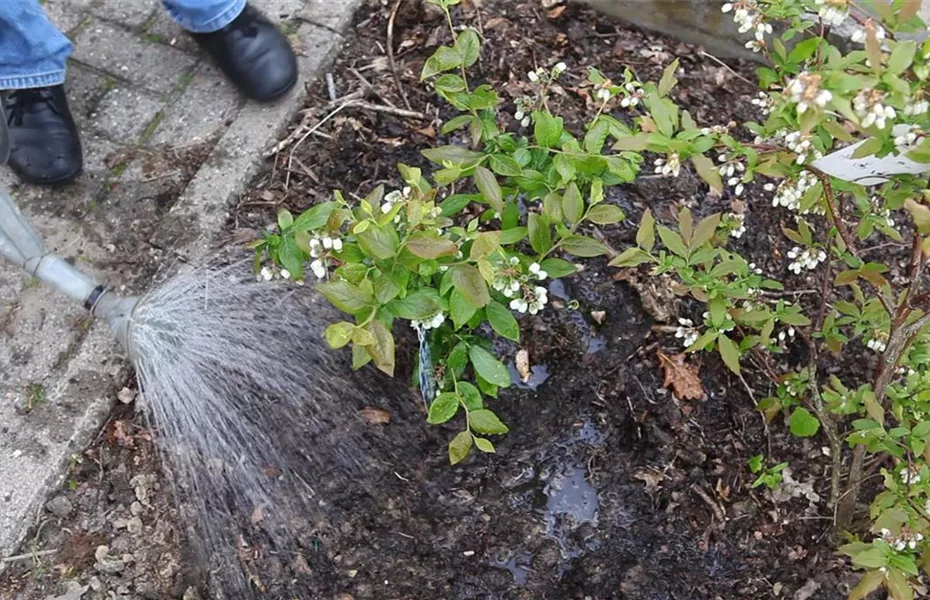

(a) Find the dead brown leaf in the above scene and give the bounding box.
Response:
[251,505,265,525]
[484,16,509,30]
[515,349,531,383]
[106,420,135,449]
[547,5,567,19]
[633,469,664,493]
[590,310,606,325]
[658,352,704,400]
[360,407,391,425]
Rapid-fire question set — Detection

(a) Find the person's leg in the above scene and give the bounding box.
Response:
[0,2,81,185]
[0,1,71,90]
[161,0,297,102]
[160,0,246,34]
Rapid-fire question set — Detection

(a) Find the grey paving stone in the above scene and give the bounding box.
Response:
[72,19,196,95]
[65,64,112,126]
[150,63,242,147]
[299,0,358,30]
[89,86,166,143]
[143,10,201,55]
[91,0,159,29]
[40,0,90,36]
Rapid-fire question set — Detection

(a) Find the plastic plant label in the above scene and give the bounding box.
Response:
[811,124,930,186]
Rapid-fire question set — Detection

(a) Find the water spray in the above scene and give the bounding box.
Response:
[0,108,395,598]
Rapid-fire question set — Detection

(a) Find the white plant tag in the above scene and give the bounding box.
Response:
[811,124,930,186]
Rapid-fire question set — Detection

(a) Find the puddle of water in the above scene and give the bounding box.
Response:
[548,279,569,300]
[489,552,534,585]
[508,361,550,390]
[544,465,598,524]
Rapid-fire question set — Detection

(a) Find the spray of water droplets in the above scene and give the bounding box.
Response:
[126,259,390,597]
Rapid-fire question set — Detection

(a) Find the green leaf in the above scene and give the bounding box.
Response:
[468,345,511,387]
[887,568,915,600]
[691,154,723,193]
[587,204,626,225]
[584,117,610,154]
[454,28,481,67]
[449,430,473,464]
[848,571,884,600]
[421,46,462,79]
[589,179,604,206]
[748,454,764,473]
[489,154,523,177]
[486,300,520,341]
[441,114,475,134]
[366,320,395,376]
[691,213,721,248]
[452,265,491,307]
[428,392,460,424]
[470,231,501,259]
[657,226,688,258]
[450,288,477,329]
[473,437,496,453]
[406,235,459,259]
[609,247,652,267]
[528,213,552,254]
[474,166,504,214]
[852,137,882,159]
[278,235,306,278]
[324,322,355,349]
[469,409,510,435]
[561,235,609,257]
[277,209,294,230]
[357,224,399,259]
[658,58,680,96]
[318,280,373,315]
[717,334,741,374]
[788,36,820,64]
[352,343,372,370]
[440,193,476,217]
[540,258,577,278]
[789,407,820,437]
[421,144,483,165]
[887,40,916,76]
[457,381,483,410]
[533,110,564,148]
[389,289,442,320]
[562,182,584,225]
[500,227,527,244]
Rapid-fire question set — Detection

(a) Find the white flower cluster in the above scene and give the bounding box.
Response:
[865,338,888,352]
[675,318,700,347]
[654,153,681,177]
[493,258,550,315]
[777,327,796,343]
[701,124,730,136]
[814,0,848,27]
[787,246,826,274]
[382,186,411,216]
[259,265,292,281]
[412,312,446,330]
[728,212,747,238]
[307,235,344,279]
[854,89,896,129]
[894,125,924,154]
[620,81,643,108]
[870,196,895,228]
[722,1,771,44]
[767,171,818,213]
[900,465,922,485]
[786,72,832,115]
[905,99,930,116]
[750,92,774,115]
[850,20,885,44]
[510,285,549,315]
[514,96,534,128]
[785,131,821,164]
[528,62,566,85]
[879,527,925,552]
[718,154,747,195]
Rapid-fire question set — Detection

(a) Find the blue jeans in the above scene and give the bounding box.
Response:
[0,0,246,89]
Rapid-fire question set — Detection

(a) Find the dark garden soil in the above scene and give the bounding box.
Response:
[2,0,873,598]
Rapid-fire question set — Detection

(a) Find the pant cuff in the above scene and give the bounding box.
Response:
[0,69,66,90]
[173,0,247,33]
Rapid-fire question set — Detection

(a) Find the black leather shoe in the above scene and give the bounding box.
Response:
[191,4,298,102]
[3,85,82,185]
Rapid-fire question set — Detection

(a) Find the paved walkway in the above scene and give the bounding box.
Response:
[0,0,360,561]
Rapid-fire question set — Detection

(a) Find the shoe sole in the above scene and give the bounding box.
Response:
[14,164,83,186]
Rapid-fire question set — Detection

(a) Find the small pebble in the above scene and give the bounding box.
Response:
[46,495,73,518]
[130,501,143,516]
